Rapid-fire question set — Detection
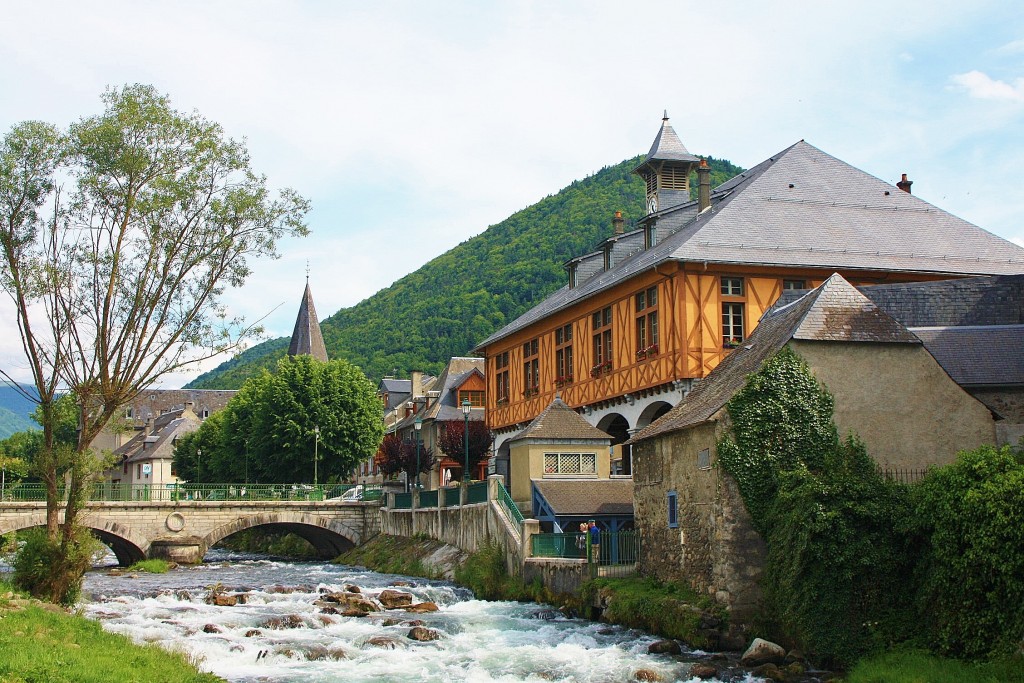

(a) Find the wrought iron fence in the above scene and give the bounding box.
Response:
[393,492,412,510]
[441,486,461,508]
[419,489,439,508]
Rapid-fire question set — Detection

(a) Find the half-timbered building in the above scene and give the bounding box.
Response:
[475,115,1024,494]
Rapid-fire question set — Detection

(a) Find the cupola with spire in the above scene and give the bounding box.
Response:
[288,276,329,362]
[634,111,700,215]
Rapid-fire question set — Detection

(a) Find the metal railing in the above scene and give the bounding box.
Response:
[531,530,641,578]
[495,480,524,527]
[393,492,412,510]
[880,467,930,485]
[0,482,382,503]
[419,489,438,508]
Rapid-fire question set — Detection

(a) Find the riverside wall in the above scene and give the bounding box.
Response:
[379,475,587,595]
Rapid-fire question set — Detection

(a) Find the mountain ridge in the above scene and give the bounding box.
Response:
[187,154,744,388]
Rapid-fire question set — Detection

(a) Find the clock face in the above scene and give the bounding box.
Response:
[647,195,658,214]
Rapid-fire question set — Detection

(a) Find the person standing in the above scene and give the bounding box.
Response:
[588,520,601,561]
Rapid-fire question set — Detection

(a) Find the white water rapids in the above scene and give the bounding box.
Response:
[74,550,759,683]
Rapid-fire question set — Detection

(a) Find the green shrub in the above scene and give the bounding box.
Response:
[847,648,1024,683]
[126,559,171,573]
[580,577,721,648]
[12,526,99,605]
[910,444,1024,659]
[763,440,916,667]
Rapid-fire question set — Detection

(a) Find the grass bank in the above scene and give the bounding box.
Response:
[844,649,1024,683]
[0,580,222,683]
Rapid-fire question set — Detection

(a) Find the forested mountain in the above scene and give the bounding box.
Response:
[188,155,744,389]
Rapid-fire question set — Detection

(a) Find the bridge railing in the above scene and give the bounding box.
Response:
[0,482,383,503]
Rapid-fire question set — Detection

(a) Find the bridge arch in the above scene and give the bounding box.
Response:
[202,512,362,561]
[0,515,148,567]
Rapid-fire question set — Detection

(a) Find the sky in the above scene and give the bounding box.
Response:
[1,1,1022,388]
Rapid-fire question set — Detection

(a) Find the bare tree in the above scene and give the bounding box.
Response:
[0,85,309,601]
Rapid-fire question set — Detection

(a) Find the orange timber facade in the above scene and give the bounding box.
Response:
[475,115,1024,480]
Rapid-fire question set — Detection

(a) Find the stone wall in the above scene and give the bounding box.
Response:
[632,420,766,622]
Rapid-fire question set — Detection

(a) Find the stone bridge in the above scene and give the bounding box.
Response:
[0,500,381,565]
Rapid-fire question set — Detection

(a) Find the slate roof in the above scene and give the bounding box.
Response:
[629,273,919,444]
[859,274,1024,327]
[116,408,200,464]
[909,326,1024,387]
[636,113,700,167]
[476,141,1024,350]
[393,357,485,429]
[379,378,411,394]
[532,478,634,516]
[508,397,612,443]
[288,282,329,362]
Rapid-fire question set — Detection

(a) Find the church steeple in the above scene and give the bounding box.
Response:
[634,112,700,215]
[288,278,329,362]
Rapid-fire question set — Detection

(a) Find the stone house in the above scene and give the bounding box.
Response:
[628,273,998,621]
[858,274,1024,447]
[108,402,203,493]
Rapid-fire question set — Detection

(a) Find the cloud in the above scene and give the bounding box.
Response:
[950,70,1024,102]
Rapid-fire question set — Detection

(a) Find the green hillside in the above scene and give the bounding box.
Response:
[188,155,744,388]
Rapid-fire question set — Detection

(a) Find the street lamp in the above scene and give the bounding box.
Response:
[196,447,202,483]
[313,425,320,488]
[461,398,471,482]
[414,416,423,491]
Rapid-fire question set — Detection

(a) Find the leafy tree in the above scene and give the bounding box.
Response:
[436,419,491,477]
[374,433,435,486]
[0,84,309,602]
[174,355,384,484]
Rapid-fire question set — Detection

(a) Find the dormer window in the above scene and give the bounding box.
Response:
[459,390,485,408]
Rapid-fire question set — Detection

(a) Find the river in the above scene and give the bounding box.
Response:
[76,550,761,683]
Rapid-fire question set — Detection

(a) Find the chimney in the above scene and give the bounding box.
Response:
[896,173,913,194]
[410,371,424,400]
[143,417,154,438]
[612,210,625,235]
[183,401,196,419]
[698,159,711,212]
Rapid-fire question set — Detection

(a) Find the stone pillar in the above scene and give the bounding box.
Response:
[149,538,206,564]
[521,518,540,559]
[487,474,502,502]
[411,488,419,535]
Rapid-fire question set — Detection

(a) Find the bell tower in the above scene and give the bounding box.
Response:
[634,112,700,215]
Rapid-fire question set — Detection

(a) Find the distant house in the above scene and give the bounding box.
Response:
[92,389,236,453]
[628,273,998,620]
[108,402,203,493]
[385,357,488,488]
[474,114,1024,485]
